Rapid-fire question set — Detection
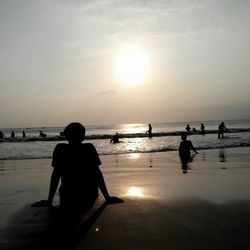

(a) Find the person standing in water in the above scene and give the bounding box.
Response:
[218,122,227,138]
[147,124,152,138]
[185,124,191,133]
[179,133,197,173]
[11,131,15,138]
[200,123,205,135]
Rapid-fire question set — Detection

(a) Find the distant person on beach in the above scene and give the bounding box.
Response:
[11,131,15,138]
[147,124,152,138]
[218,122,227,138]
[110,133,120,143]
[39,131,47,137]
[185,124,191,133]
[0,131,4,139]
[179,133,197,173]
[200,123,205,135]
[192,127,196,133]
[22,131,26,138]
[33,122,123,222]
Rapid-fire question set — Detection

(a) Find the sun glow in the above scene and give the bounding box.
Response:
[127,187,144,197]
[114,43,150,86]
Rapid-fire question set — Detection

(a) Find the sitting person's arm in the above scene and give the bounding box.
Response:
[47,168,61,206]
[30,168,60,208]
[96,167,124,204]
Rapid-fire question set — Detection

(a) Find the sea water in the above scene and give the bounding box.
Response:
[0,119,250,160]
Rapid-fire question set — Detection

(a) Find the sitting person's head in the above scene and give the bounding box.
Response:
[181,133,187,141]
[63,122,85,144]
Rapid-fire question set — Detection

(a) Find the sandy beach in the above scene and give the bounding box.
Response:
[1,147,250,249]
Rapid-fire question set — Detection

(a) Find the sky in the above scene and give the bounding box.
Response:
[0,0,249,128]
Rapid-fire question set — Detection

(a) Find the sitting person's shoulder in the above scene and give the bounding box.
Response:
[54,143,69,151]
[82,143,96,149]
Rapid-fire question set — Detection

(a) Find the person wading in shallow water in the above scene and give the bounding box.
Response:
[147,124,153,138]
[179,133,198,173]
[218,122,227,138]
[110,133,120,143]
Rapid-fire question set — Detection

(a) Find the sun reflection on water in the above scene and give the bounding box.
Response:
[127,186,144,197]
[128,153,141,160]
[120,123,146,134]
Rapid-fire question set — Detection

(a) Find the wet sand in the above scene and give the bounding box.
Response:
[1,147,250,249]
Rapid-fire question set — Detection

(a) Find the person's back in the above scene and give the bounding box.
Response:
[218,123,223,131]
[52,142,101,207]
[179,140,193,160]
[179,134,197,164]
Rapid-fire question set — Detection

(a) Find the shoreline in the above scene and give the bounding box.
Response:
[1,144,250,161]
[1,147,250,249]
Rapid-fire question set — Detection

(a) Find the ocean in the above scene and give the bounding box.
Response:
[0,119,250,160]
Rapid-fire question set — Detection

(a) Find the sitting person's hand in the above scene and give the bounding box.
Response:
[105,196,124,204]
[30,200,53,208]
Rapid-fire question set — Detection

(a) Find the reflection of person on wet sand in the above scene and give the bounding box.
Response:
[110,133,120,143]
[179,133,197,173]
[218,122,227,138]
[32,123,123,224]
[147,124,152,138]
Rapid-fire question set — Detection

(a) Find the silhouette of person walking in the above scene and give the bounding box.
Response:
[22,131,26,138]
[179,133,197,173]
[218,122,227,138]
[110,133,120,143]
[0,131,4,139]
[147,124,152,138]
[34,123,123,222]
[11,131,15,138]
[200,123,205,135]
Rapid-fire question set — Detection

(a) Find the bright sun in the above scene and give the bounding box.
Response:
[114,43,150,86]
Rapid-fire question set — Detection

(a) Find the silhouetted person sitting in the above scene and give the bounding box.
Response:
[192,127,196,133]
[0,131,4,139]
[179,133,197,173]
[200,123,205,135]
[39,130,47,137]
[35,123,123,223]
[147,124,152,138]
[110,133,120,143]
[11,131,15,138]
[185,124,191,133]
[218,122,227,138]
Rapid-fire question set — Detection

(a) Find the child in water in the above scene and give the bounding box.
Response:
[179,133,198,173]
